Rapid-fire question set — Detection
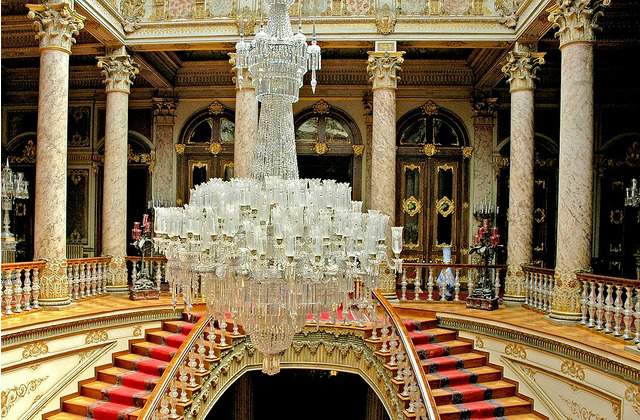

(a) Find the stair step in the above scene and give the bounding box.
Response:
[45,413,88,420]
[114,353,169,376]
[131,341,178,361]
[438,396,533,420]
[427,366,503,388]
[162,320,197,334]
[146,330,188,347]
[415,340,473,358]
[62,396,100,416]
[505,414,546,420]
[431,380,517,405]
[421,353,487,373]
[402,318,439,332]
[409,327,458,344]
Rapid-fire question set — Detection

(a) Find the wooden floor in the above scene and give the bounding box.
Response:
[396,301,640,366]
[1,293,180,332]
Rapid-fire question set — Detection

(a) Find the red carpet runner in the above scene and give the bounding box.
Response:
[402,317,544,420]
[45,314,200,420]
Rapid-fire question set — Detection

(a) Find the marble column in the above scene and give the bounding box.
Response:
[367,50,404,223]
[501,43,545,302]
[152,97,178,205]
[27,1,85,306]
[229,53,258,178]
[97,47,139,291]
[548,0,609,321]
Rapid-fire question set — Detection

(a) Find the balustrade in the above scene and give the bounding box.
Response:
[66,257,112,301]
[522,265,555,313]
[126,256,167,290]
[1,260,45,315]
[399,262,505,304]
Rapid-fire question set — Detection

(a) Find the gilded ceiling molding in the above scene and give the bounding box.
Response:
[367,51,405,90]
[375,4,397,35]
[548,0,611,47]
[26,0,86,54]
[501,42,545,92]
[97,48,140,94]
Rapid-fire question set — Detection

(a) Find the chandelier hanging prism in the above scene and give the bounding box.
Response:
[154,0,403,375]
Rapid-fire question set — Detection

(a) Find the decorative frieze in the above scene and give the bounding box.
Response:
[501,43,545,92]
[367,51,405,90]
[97,48,140,94]
[26,0,85,54]
[548,0,611,47]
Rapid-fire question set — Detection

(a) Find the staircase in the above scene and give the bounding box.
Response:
[44,314,204,420]
[401,315,545,420]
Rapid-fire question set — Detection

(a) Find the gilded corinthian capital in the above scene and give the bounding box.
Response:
[367,51,405,90]
[97,47,140,94]
[26,1,85,54]
[548,0,612,47]
[501,43,545,93]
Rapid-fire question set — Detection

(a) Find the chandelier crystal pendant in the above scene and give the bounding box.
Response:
[155,0,403,375]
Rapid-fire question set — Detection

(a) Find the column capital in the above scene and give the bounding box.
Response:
[367,51,405,90]
[26,1,85,54]
[501,43,545,93]
[472,92,498,126]
[97,47,139,94]
[228,52,254,90]
[152,97,178,125]
[548,0,611,47]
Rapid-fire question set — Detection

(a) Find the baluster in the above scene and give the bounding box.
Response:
[71,263,78,300]
[523,270,530,306]
[207,319,217,359]
[188,351,197,387]
[155,261,162,291]
[587,280,596,327]
[634,287,640,343]
[32,268,40,309]
[85,262,93,297]
[535,273,542,310]
[407,378,419,413]
[614,285,624,336]
[380,316,390,353]
[414,267,422,301]
[91,262,98,296]
[453,268,460,302]
[178,366,189,402]
[370,304,379,340]
[467,269,474,297]
[388,330,398,366]
[427,268,434,301]
[67,265,74,301]
[4,269,14,315]
[12,268,23,313]
[604,283,614,333]
[79,263,86,298]
[540,273,547,310]
[493,267,501,299]
[197,335,207,372]
[595,282,605,330]
[22,269,32,311]
[219,319,227,346]
[169,379,179,419]
[548,274,555,313]
[95,262,102,294]
[439,267,446,302]
[394,351,405,382]
[400,269,407,302]
[580,279,589,325]
[623,285,633,340]
[159,394,170,419]
[401,359,412,397]
[132,260,138,284]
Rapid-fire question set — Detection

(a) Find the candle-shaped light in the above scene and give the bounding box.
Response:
[391,227,403,256]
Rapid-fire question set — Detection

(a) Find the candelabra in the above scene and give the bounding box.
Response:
[130,214,159,300]
[1,160,29,263]
[467,218,503,310]
[626,179,640,208]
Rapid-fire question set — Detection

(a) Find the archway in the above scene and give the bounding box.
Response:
[395,101,470,263]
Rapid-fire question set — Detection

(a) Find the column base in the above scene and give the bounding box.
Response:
[502,294,526,304]
[381,290,399,303]
[548,309,582,323]
[106,285,130,294]
[38,297,71,308]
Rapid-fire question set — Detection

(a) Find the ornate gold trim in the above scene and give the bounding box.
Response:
[402,196,422,217]
[208,100,225,115]
[423,143,437,156]
[560,359,586,381]
[352,144,365,157]
[0,376,49,418]
[421,100,439,116]
[313,99,331,115]
[175,143,186,155]
[314,142,329,155]
[462,146,474,159]
[209,142,222,155]
[436,196,455,218]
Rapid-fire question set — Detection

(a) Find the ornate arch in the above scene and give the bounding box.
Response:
[397,100,470,150]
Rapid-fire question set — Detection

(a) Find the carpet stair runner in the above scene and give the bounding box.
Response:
[401,316,545,420]
[44,313,241,420]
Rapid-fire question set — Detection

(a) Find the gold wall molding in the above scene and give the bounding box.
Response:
[560,359,586,382]
[21,342,48,360]
[504,343,527,359]
[559,395,607,420]
[625,385,640,416]
[437,315,640,384]
[84,330,109,345]
[0,375,48,418]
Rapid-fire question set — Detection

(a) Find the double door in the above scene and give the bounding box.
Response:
[177,152,234,205]
[397,156,467,263]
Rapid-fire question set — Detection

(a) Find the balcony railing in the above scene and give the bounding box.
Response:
[126,255,167,289]
[522,265,555,313]
[1,260,45,315]
[398,262,506,303]
[66,257,112,300]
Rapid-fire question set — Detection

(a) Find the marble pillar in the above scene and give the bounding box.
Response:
[367,51,404,224]
[152,98,178,205]
[229,53,258,178]
[501,43,545,302]
[548,0,609,321]
[97,47,139,291]
[27,1,85,306]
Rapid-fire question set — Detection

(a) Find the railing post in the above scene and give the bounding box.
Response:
[22,268,32,311]
[580,279,588,325]
[4,269,14,315]
[453,268,460,302]
[613,285,623,336]
[604,283,613,333]
[400,268,407,302]
[588,280,596,327]
[414,267,422,301]
[623,285,633,340]
[12,268,23,313]
[32,267,40,309]
[427,268,434,301]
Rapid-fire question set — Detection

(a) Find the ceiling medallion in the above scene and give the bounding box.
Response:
[314,142,329,155]
[209,142,222,155]
[423,143,437,156]
[421,100,439,116]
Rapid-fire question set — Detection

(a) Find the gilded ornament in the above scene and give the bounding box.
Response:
[462,146,474,159]
[9,140,37,164]
[312,99,331,115]
[133,325,143,337]
[421,100,439,116]
[209,142,223,156]
[560,359,586,381]
[548,0,611,47]
[208,100,225,115]
[1,376,49,418]
[375,4,397,35]
[97,49,140,94]
[402,196,422,217]
[235,6,257,36]
[559,395,607,420]
[504,343,527,359]
[127,144,152,164]
[314,142,329,155]
[625,385,640,416]
[501,43,545,92]
[423,143,437,156]
[367,51,405,90]
[85,329,109,344]
[475,336,484,348]
[27,2,85,53]
[533,208,546,224]
[175,144,186,155]
[352,144,365,157]
[22,341,48,360]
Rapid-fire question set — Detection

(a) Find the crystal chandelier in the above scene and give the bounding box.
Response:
[154,0,403,375]
[235,0,321,180]
[626,179,640,208]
